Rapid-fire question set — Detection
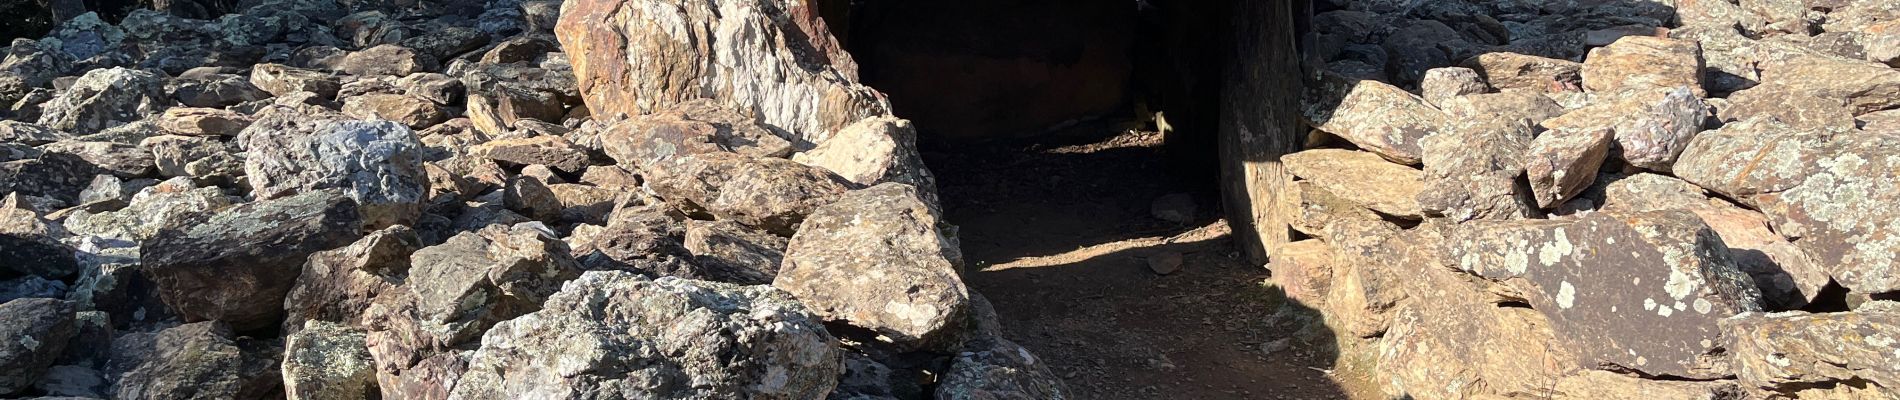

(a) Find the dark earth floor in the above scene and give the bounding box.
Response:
[924,127,1380,400]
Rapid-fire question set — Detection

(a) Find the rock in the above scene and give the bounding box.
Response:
[1756,55,1900,116]
[335,11,408,49]
[0,276,67,304]
[501,175,562,221]
[1283,149,1425,218]
[1149,193,1197,224]
[251,64,341,99]
[283,226,419,332]
[1317,218,1412,338]
[1582,36,1706,97]
[775,183,968,350]
[140,190,368,332]
[1415,116,1537,221]
[556,0,891,145]
[1419,67,1489,105]
[1611,87,1711,172]
[1601,174,1829,310]
[1460,52,1584,93]
[1549,370,1744,399]
[1676,120,1900,294]
[338,45,434,77]
[649,152,854,234]
[0,298,75,395]
[1524,125,1613,209]
[1304,77,1448,165]
[470,135,591,174]
[341,93,449,129]
[682,219,786,285]
[36,67,167,135]
[245,119,429,228]
[395,26,487,63]
[141,135,229,178]
[1381,19,1476,86]
[935,337,1071,400]
[464,84,564,135]
[396,72,462,105]
[282,321,377,400]
[39,141,156,178]
[1719,84,1857,132]
[0,204,80,280]
[112,322,244,400]
[156,107,253,136]
[598,102,786,173]
[1269,240,1335,306]
[0,121,70,145]
[1290,181,1386,237]
[450,271,841,399]
[168,73,270,108]
[1724,305,1900,397]
[361,224,581,378]
[1146,251,1183,275]
[65,178,232,241]
[792,116,936,204]
[480,36,557,64]
[1446,210,1761,379]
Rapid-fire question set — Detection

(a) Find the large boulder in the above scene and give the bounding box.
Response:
[775,183,969,350]
[1724,304,1900,397]
[1303,76,1448,165]
[450,271,842,399]
[0,298,75,396]
[555,0,891,145]
[140,190,369,332]
[599,100,795,173]
[245,119,430,228]
[36,67,167,135]
[1676,120,1900,294]
[1446,210,1762,379]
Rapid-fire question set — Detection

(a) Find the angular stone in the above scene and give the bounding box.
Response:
[282,320,376,400]
[471,135,591,174]
[0,204,79,280]
[36,67,166,135]
[1582,36,1706,97]
[1283,149,1425,218]
[1304,77,1447,165]
[0,298,75,395]
[245,119,429,228]
[341,93,449,129]
[1601,174,1829,310]
[1268,239,1335,307]
[1549,370,1745,399]
[1757,55,1900,116]
[338,45,434,77]
[793,116,936,202]
[396,72,463,106]
[1419,67,1489,105]
[1446,210,1761,379]
[140,190,368,331]
[0,121,70,145]
[1416,117,1537,221]
[1524,126,1613,209]
[168,73,270,108]
[1677,121,1900,294]
[39,141,155,178]
[1724,305,1900,396]
[139,135,226,178]
[1719,84,1857,132]
[464,84,563,135]
[361,224,581,377]
[65,178,232,242]
[1289,181,1385,238]
[556,0,891,144]
[1612,87,1711,172]
[396,26,487,63]
[682,219,785,285]
[1461,52,1584,93]
[649,152,853,234]
[283,226,419,332]
[450,271,841,400]
[112,322,244,400]
[156,107,253,136]
[934,337,1070,400]
[251,63,341,99]
[776,183,967,350]
[599,102,786,174]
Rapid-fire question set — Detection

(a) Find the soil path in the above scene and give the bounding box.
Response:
[925,129,1378,400]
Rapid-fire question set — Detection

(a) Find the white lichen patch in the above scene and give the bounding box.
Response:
[1665,265,1700,300]
[1538,228,1574,267]
[1556,281,1577,309]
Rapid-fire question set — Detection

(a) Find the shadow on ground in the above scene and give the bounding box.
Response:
[925,130,1369,400]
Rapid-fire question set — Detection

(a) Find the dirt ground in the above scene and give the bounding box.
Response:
[924,128,1381,400]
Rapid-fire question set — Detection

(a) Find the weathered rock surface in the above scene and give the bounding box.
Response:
[1582,36,1707,97]
[0,204,80,280]
[1756,55,1900,115]
[793,116,938,204]
[251,63,341,99]
[648,152,853,234]
[1284,149,1425,218]
[1524,125,1612,208]
[935,337,1071,400]
[112,321,264,400]
[341,93,449,129]
[0,298,75,395]
[682,219,786,285]
[1447,210,1761,379]
[471,135,591,174]
[1304,77,1447,165]
[282,320,377,400]
[140,190,368,331]
[1724,304,1900,397]
[36,67,166,135]
[245,119,429,228]
[1461,52,1583,93]
[555,0,891,145]
[450,271,842,400]
[282,226,419,332]
[776,183,968,350]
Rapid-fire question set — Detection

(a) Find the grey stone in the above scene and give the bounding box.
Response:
[648,152,853,234]
[1524,125,1613,209]
[36,68,166,135]
[139,190,368,332]
[775,183,968,351]
[283,320,377,400]
[0,298,75,395]
[112,322,243,400]
[935,337,1071,400]
[245,119,429,228]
